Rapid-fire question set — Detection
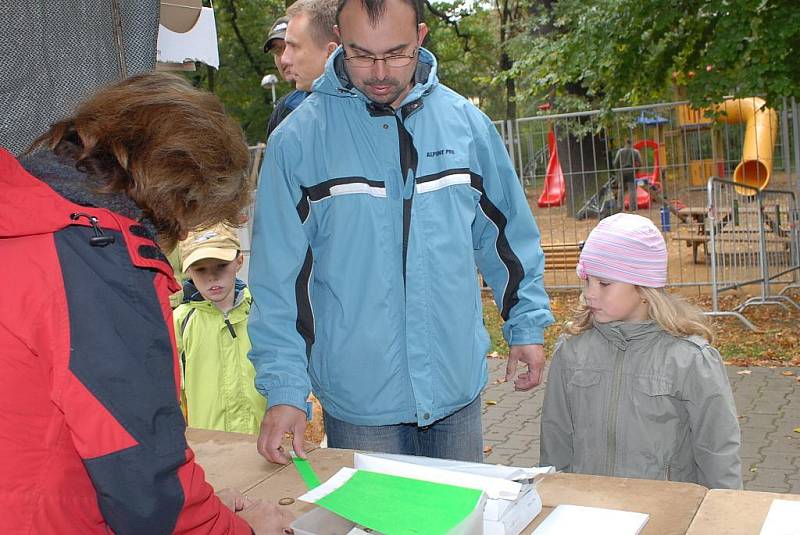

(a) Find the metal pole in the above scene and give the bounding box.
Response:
[793,98,800,195]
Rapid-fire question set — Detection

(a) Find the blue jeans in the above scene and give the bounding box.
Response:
[323,396,484,462]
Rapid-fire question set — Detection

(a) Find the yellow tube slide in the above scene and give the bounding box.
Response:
[715,97,778,194]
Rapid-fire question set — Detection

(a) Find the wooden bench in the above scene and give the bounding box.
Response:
[542,243,583,271]
[673,233,710,264]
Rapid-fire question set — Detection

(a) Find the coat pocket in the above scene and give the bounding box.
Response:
[567,369,603,388]
[566,370,605,444]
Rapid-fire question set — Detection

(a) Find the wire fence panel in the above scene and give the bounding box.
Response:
[494,99,800,293]
[237,143,266,285]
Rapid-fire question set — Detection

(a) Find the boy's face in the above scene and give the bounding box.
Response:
[186,255,243,311]
[582,275,649,323]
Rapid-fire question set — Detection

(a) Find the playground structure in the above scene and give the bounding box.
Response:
[491,97,800,316]
[537,130,566,208]
[532,97,780,217]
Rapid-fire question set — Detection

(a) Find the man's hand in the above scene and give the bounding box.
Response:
[505,344,546,391]
[238,500,295,534]
[257,405,308,464]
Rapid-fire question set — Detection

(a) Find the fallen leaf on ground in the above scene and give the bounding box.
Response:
[794,428,800,434]
[750,467,758,472]
[737,370,752,375]
[485,400,497,406]
[491,377,507,385]
[483,446,493,454]
[781,371,795,376]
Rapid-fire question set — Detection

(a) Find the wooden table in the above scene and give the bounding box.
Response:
[187,429,707,534]
[685,489,800,534]
[529,473,706,535]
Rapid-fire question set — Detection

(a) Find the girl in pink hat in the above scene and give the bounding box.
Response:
[540,213,742,489]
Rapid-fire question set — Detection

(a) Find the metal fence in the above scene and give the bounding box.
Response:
[705,178,800,330]
[236,143,266,285]
[495,98,800,294]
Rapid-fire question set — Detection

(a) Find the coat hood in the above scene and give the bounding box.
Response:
[312,46,439,107]
[0,148,176,288]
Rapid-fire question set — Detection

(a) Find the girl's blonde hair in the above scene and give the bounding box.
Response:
[566,286,714,343]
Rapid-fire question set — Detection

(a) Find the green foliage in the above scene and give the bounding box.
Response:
[424,3,508,117]
[516,0,800,110]
[185,0,292,144]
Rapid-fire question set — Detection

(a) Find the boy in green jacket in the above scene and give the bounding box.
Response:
[174,224,266,434]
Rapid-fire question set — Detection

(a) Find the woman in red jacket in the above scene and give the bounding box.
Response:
[0,73,289,534]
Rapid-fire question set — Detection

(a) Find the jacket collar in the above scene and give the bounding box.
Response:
[594,320,663,351]
[0,148,177,291]
[313,46,438,109]
[182,278,250,311]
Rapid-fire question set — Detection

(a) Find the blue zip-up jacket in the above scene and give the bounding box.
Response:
[247,47,553,426]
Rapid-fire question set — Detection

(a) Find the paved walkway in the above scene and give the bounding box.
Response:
[481,358,800,493]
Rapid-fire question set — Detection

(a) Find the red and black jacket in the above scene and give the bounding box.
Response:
[0,148,252,534]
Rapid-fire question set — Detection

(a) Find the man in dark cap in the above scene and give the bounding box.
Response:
[263,16,290,81]
[263,0,339,140]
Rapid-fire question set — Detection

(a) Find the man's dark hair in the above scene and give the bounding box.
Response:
[336,0,424,27]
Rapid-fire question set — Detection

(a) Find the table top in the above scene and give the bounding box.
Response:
[187,428,707,534]
[685,489,800,534]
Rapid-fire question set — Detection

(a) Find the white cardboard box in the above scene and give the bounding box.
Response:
[353,453,551,535]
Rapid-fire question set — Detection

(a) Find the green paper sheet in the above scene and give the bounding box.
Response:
[293,456,322,489]
[316,470,482,535]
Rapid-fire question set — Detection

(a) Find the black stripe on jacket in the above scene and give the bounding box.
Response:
[295,246,315,359]
[55,225,186,535]
[470,172,525,320]
[295,177,386,223]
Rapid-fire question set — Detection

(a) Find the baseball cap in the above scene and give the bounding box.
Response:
[263,16,289,53]
[179,224,241,272]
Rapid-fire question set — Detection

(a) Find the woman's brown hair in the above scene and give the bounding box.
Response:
[29,72,251,250]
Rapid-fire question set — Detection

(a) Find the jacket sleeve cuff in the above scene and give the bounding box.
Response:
[506,326,545,346]
[266,387,309,413]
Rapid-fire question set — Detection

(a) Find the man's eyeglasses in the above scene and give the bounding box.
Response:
[343,48,418,68]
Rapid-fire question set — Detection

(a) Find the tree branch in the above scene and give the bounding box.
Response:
[220,0,265,78]
[424,1,473,52]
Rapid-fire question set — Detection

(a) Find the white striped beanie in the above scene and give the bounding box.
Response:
[576,213,668,288]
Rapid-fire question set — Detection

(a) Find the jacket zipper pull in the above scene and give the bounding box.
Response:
[224,318,237,338]
[70,212,116,247]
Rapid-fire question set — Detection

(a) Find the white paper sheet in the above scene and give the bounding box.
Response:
[354,452,551,500]
[759,499,800,535]
[157,6,219,68]
[533,504,649,535]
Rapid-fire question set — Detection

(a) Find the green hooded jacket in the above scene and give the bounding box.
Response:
[173,279,266,435]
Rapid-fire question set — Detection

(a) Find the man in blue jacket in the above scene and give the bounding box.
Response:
[248,0,553,464]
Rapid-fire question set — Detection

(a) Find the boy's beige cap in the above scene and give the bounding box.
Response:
[179,224,241,271]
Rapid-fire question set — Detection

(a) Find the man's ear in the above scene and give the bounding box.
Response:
[417,23,428,46]
[325,41,338,58]
[235,254,244,272]
[333,24,341,40]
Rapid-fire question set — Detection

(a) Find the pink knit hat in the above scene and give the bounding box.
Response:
[576,213,668,288]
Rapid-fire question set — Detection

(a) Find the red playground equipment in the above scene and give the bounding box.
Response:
[537,130,566,207]
[624,139,661,210]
